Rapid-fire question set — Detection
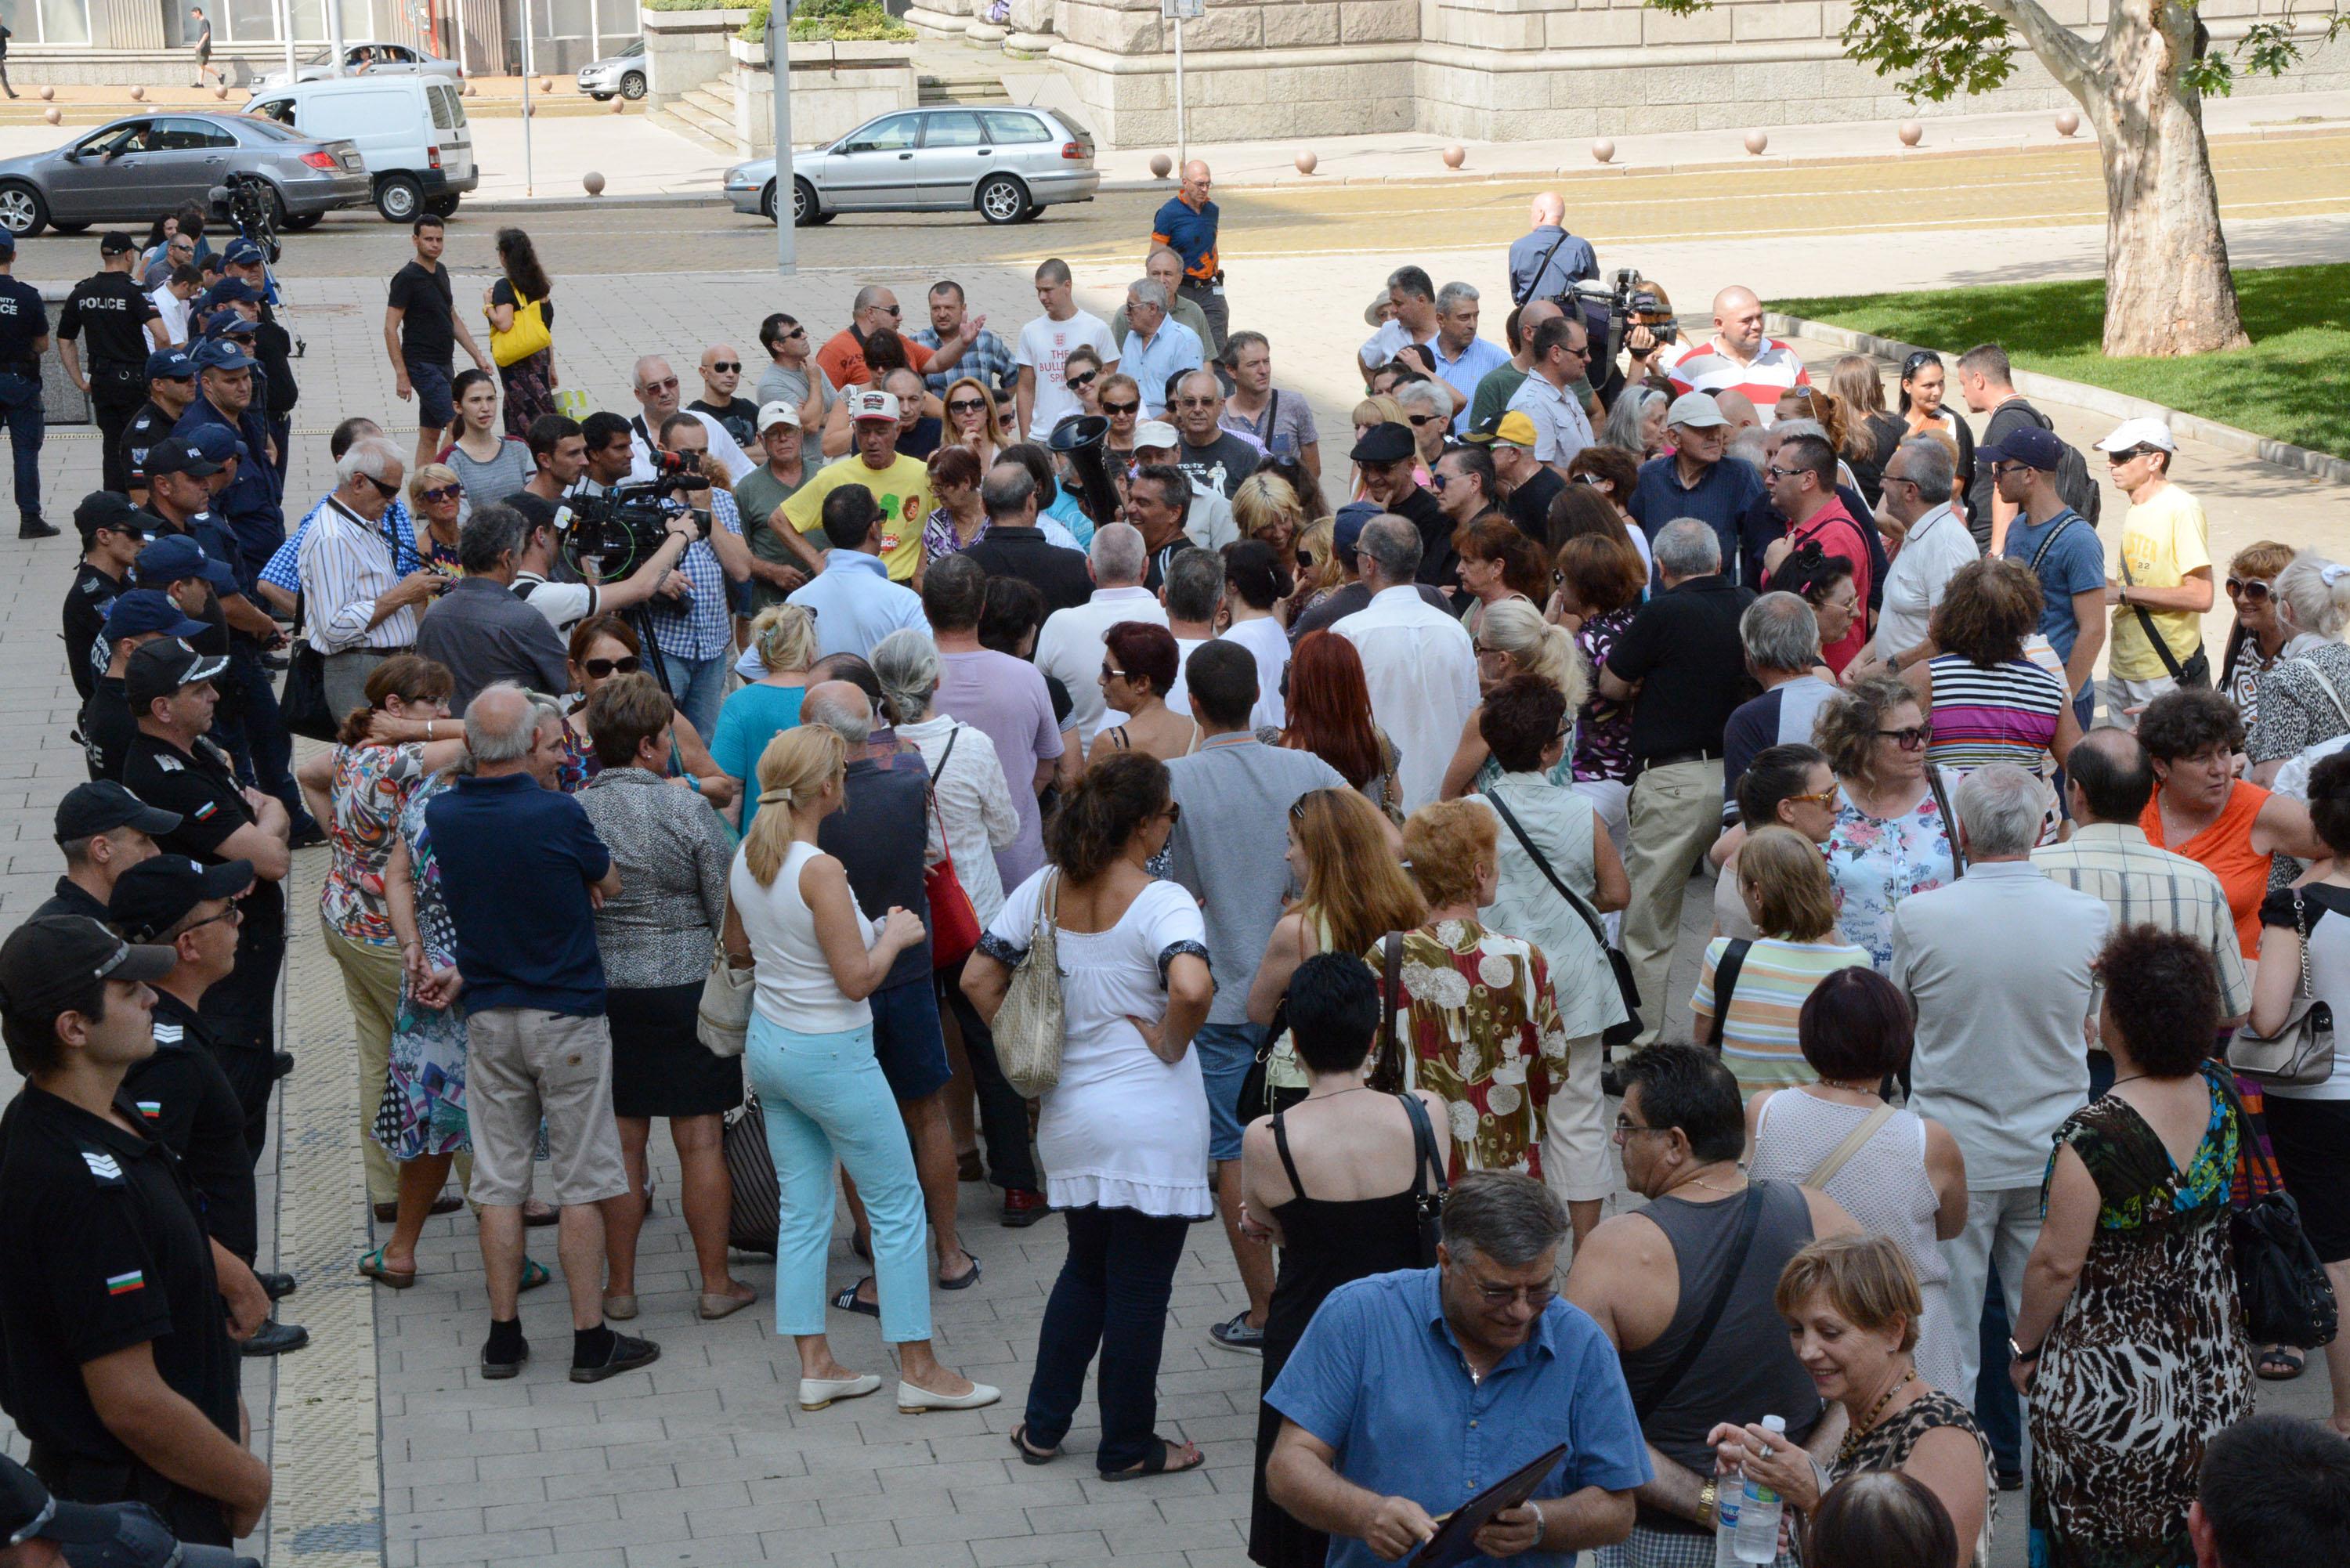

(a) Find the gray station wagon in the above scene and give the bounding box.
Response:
[724,104,1100,226]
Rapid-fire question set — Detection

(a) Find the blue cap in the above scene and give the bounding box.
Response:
[1976,425,2064,473]
[191,340,255,374]
[204,313,258,341]
[146,348,195,381]
[136,534,237,591]
[1332,500,1381,560]
[100,588,209,644]
[222,238,265,267]
[0,230,16,255]
[198,279,258,310]
[186,425,241,466]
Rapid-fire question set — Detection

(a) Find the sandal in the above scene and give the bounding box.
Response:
[357,1246,417,1290]
[1010,1425,1059,1466]
[939,1254,981,1292]
[519,1257,554,1293]
[2258,1346,2307,1380]
[1100,1436,1203,1482]
[830,1277,880,1317]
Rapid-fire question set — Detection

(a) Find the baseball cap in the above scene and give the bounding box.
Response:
[1488,411,1539,451]
[0,916,176,1027]
[54,780,181,844]
[204,313,259,342]
[190,339,255,374]
[145,347,195,381]
[222,237,266,267]
[756,399,801,432]
[136,534,236,592]
[144,435,222,480]
[73,490,145,545]
[188,424,248,468]
[1348,421,1415,466]
[1977,425,2064,472]
[2095,417,2176,454]
[1332,500,1382,561]
[1133,420,1180,451]
[100,589,209,645]
[0,1454,127,1548]
[125,638,231,712]
[109,854,256,944]
[0,230,16,256]
[848,388,899,423]
[199,279,259,311]
[99,231,138,256]
[1665,392,1730,430]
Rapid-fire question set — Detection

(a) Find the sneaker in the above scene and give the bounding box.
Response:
[1001,1188,1050,1228]
[570,1331,660,1384]
[16,519,57,540]
[240,1319,309,1357]
[1209,1310,1264,1354]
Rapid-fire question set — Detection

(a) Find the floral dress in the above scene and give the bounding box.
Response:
[1364,918,1568,1178]
[320,742,431,950]
[1571,606,1637,784]
[375,772,468,1159]
[1824,782,1954,970]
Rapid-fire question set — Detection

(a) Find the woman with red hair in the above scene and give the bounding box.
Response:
[1267,631,1401,820]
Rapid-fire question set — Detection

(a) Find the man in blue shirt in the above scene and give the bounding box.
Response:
[1266,1172,1647,1566]
[1117,280,1202,418]
[1508,192,1600,305]
[786,484,927,662]
[1426,281,1511,437]
[1990,425,2106,732]
[425,683,656,1387]
[1150,160,1225,353]
[1628,392,1764,585]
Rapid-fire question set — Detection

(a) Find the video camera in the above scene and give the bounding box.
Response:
[1559,267,1676,371]
[555,450,712,581]
[208,175,283,268]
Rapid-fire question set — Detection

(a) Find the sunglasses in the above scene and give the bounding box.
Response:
[1787,786,1842,808]
[1067,370,1099,390]
[874,304,902,318]
[1575,472,1611,488]
[583,656,641,679]
[1101,665,1128,681]
[1877,724,1933,750]
[360,473,402,500]
[639,377,679,394]
[2227,576,2273,602]
[1177,396,1219,409]
[1104,399,1140,416]
[419,485,461,504]
[948,398,988,414]
[1407,413,1444,426]
[709,361,741,374]
[1901,350,1940,374]
[2106,446,2162,464]
[786,327,808,341]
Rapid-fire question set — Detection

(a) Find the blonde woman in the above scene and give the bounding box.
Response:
[1232,470,1305,567]
[1288,517,1344,624]
[1690,825,1872,1097]
[709,603,817,837]
[406,461,463,571]
[1440,596,1588,798]
[942,374,1008,468]
[725,724,997,1414]
[1349,394,1412,499]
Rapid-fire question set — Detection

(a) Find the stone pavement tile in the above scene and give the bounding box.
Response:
[893,1505,1050,1545]
[412,1526,557,1566]
[745,1468,886,1505]
[540,1417,675,1451]
[1152,1488,1255,1523]
[1098,1520,1246,1556]
[485,1494,623,1534]
[546,1461,696,1500]
[626,1542,768,1568]
[852,1546,983,1568]
[475,1443,616,1479]
[1184,1548,1260,1568]
[970,1532,1111,1567]
[949,1474,1094,1511]
[409,1476,553,1512]
[1023,1497,1170,1536]
[822,1483,961,1523]
[611,1479,758,1519]
[748,1518,902,1557]
[679,1500,828,1538]
[391,1506,486,1542]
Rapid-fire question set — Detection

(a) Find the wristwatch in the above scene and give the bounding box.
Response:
[2009,1336,2043,1364]
[1696,1479,1718,1530]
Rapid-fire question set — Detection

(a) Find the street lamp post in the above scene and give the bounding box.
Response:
[771,9,794,274]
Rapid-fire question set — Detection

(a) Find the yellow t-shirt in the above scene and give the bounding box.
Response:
[2109,482,2210,681]
[780,453,931,582]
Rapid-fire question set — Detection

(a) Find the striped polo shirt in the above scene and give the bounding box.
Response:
[1692,936,1874,1097]
[1922,655,2068,775]
[1665,337,1812,423]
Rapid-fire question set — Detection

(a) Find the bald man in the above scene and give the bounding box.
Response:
[625,354,753,485]
[815,284,972,391]
[1151,160,1227,354]
[1507,191,1598,305]
[1661,285,1813,425]
[689,342,762,458]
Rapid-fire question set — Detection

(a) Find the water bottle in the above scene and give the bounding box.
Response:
[1732,1414,1788,1563]
[1713,1456,1744,1568]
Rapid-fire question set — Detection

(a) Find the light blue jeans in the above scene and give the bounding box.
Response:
[650,645,729,743]
[745,1012,932,1343]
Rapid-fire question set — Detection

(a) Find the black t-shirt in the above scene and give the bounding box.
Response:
[388,260,456,367]
[121,993,258,1262]
[816,757,933,993]
[965,526,1093,614]
[0,1085,239,1467]
[1604,574,1759,760]
[56,272,159,373]
[63,561,122,701]
[1390,485,1458,591]
[489,276,553,327]
[1507,466,1565,547]
[0,276,46,373]
[121,732,284,930]
[689,396,760,452]
[254,311,297,415]
[121,400,178,490]
[1176,431,1260,501]
[898,416,943,461]
[79,677,135,782]
[1965,401,2041,551]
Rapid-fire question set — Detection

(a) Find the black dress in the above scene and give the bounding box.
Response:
[1249,1100,1430,1568]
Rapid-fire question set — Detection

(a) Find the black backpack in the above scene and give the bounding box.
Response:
[2008,399,2101,528]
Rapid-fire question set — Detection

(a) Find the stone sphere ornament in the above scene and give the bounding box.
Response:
[38,85,53,101]
[213,85,229,99]
[2056,108,2081,136]
[42,107,59,125]
[1442,144,1466,168]
[1294,150,1315,174]
[1592,139,1615,164]
[1744,128,1768,155]
[1898,120,1922,146]
[538,76,551,92]
[1148,153,1172,179]
[584,171,606,196]
[611,97,625,112]
[129,85,146,101]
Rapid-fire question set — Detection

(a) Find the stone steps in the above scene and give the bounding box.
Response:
[918,70,1011,106]
[653,81,740,156]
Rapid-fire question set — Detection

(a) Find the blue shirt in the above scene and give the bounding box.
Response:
[2002,507,2103,681]
[1426,335,1511,435]
[1507,226,1600,304]
[785,549,927,663]
[1628,453,1766,587]
[1151,194,1220,281]
[642,488,742,663]
[173,396,284,587]
[1044,488,1095,546]
[1119,320,1204,416]
[708,683,807,840]
[261,496,420,592]
[425,771,611,1017]
[1266,1268,1651,1568]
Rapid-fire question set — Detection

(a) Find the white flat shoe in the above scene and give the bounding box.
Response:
[798,1372,881,1411]
[896,1378,1001,1414]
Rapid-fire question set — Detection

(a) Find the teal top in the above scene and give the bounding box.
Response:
[709,682,807,840]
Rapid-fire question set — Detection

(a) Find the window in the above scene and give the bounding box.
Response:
[979,111,1050,145]
[924,112,985,149]
[0,0,89,44]
[147,117,236,151]
[242,110,303,135]
[843,114,920,154]
[427,83,457,131]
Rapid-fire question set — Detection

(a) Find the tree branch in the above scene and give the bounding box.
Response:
[1976,0,2098,89]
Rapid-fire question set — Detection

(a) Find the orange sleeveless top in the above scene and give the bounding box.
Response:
[2140,779,2271,959]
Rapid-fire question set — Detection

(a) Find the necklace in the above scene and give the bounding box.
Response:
[2108,1073,2148,1092]
[1813,1078,1878,1096]
[1306,1085,1372,1102]
[1835,1367,1916,1468]
[1680,1165,1748,1198]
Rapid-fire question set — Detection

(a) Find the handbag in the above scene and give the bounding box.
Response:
[490,287,552,367]
[1368,930,1408,1094]
[279,589,338,743]
[2228,890,2337,1086]
[1400,1090,1448,1267]
[995,872,1065,1097]
[696,933,753,1060]
[1705,938,1752,1050]
[1484,790,1642,1046]
[923,727,982,971]
[721,1090,780,1255]
[2211,1068,2338,1347]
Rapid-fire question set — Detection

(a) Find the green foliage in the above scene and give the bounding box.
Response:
[739,0,913,40]
[642,0,743,9]
[1782,264,2350,455]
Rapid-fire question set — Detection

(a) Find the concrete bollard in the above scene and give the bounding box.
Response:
[1148,153,1172,179]
[1294,150,1315,174]
[584,172,606,196]
[1744,128,1768,155]
[1442,144,1466,169]
[1898,120,1922,146]
[1592,139,1614,164]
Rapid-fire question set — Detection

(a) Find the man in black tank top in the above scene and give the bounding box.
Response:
[1564,1046,1859,1557]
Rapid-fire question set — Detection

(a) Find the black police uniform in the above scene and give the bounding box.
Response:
[58,273,159,495]
[118,733,283,1158]
[121,992,258,1263]
[0,272,48,531]
[0,1086,240,1546]
[254,308,297,481]
[63,560,124,701]
[120,399,179,496]
[78,677,135,782]
[135,508,233,662]
[29,876,111,923]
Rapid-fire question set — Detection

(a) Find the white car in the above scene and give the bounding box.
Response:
[251,42,463,93]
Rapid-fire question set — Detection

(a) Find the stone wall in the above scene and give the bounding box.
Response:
[1046,0,2350,146]
[642,6,753,108]
[732,42,922,154]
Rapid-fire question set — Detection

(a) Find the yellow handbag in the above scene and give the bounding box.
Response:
[489,287,551,367]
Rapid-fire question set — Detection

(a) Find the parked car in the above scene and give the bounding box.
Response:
[249,76,477,222]
[0,113,369,238]
[723,104,1099,227]
[578,39,647,102]
[251,42,463,92]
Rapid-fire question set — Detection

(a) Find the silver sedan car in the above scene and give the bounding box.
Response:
[251,42,464,92]
[0,113,369,237]
[724,103,1099,226]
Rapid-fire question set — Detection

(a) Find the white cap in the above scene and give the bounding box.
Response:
[755,399,801,432]
[848,388,900,423]
[1665,391,1729,429]
[2095,417,2175,453]
[1133,419,1180,450]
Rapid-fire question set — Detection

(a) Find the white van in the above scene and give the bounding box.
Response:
[246,75,476,223]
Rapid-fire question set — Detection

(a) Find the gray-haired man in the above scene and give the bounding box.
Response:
[1719,591,1836,826]
[1852,434,1980,681]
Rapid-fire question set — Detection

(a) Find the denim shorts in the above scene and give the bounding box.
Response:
[404,357,455,430]
[1193,1020,1266,1163]
[868,974,951,1102]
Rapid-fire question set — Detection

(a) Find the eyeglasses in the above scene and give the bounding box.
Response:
[1989,462,2035,479]
[1177,396,1219,409]
[419,485,461,504]
[709,361,741,374]
[582,656,641,679]
[1764,464,1804,480]
[1614,1116,1671,1142]
[178,904,244,934]
[1104,399,1141,416]
[947,398,987,414]
[1819,594,1860,616]
[2106,446,2161,465]
[1877,724,1933,750]
[360,473,402,500]
[2227,576,2273,602]
[638,377,679,394]
[1067,370,1099,391]
[1464,1277,1557,1310]
[1787,786,1842,809]
[1162,802,1184,827]
[1575,472,1611,489]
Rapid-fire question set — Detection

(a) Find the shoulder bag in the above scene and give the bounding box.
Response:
[1368,930,1409,1095]
[1802,1101,1898,1188]
[1923,764,1965,878]
[279,588,338,743]
[722,1089,779,1255]
[1633,1183,1766,1422]
[922,726,982,971]
[696,906,753,1060]
[1399,1091,1449,1267]
[2117,552,2210,689]
[1484,789,1643,1046]
[2210,1067,2339,1347]
[1705,938,1753,1050]
[2229,891,2337,1086]
[996,872,1066,1097]
[490,286,552,368]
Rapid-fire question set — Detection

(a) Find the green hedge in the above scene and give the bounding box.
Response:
[738,0,914,42]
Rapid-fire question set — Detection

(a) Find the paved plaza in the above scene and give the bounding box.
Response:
[0,137,2342,1566]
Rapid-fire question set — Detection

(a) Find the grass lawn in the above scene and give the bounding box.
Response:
[1781,262,2350,459]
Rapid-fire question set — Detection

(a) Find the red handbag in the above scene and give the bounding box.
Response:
[925,728,982,970]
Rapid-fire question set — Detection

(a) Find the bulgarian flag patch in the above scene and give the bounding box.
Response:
[136,1101,161,1119]
[105,1270,144,1296]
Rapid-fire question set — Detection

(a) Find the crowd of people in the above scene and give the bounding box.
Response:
[0,181,2342,1568]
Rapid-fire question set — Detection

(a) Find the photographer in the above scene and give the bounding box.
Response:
[637,414,753,739]
[511,487,696,639]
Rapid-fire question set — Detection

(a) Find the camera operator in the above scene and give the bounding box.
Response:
[511,488,696,639]
[638,414,753,738]
[1509,193,1599,305]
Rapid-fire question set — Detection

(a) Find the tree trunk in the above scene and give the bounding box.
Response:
[2084,0,2250,356]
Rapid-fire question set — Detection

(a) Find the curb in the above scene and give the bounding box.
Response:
[1767,312,2350,489]
[465,191,725,211]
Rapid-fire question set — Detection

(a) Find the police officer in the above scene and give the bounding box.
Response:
[110,856,308,1357]
[172,340,280,587]
[131,533,235,663]
[31,782,177,924]
[0,228,52,538]
[77,592,207,785]
[117,639,291,1160]
[218,240,295,486]
[0,915,271,1548]
[120,348,196,508]
[63,491,144,701]
[56,233,164,497]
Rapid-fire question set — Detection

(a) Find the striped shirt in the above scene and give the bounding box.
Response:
[2030,822,2252,1017]
[1922,656,2066,775]
[298,497,423,653]
[263,496,418,594]
[1691,936,1874,1097]
[1665,336,1811,424]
